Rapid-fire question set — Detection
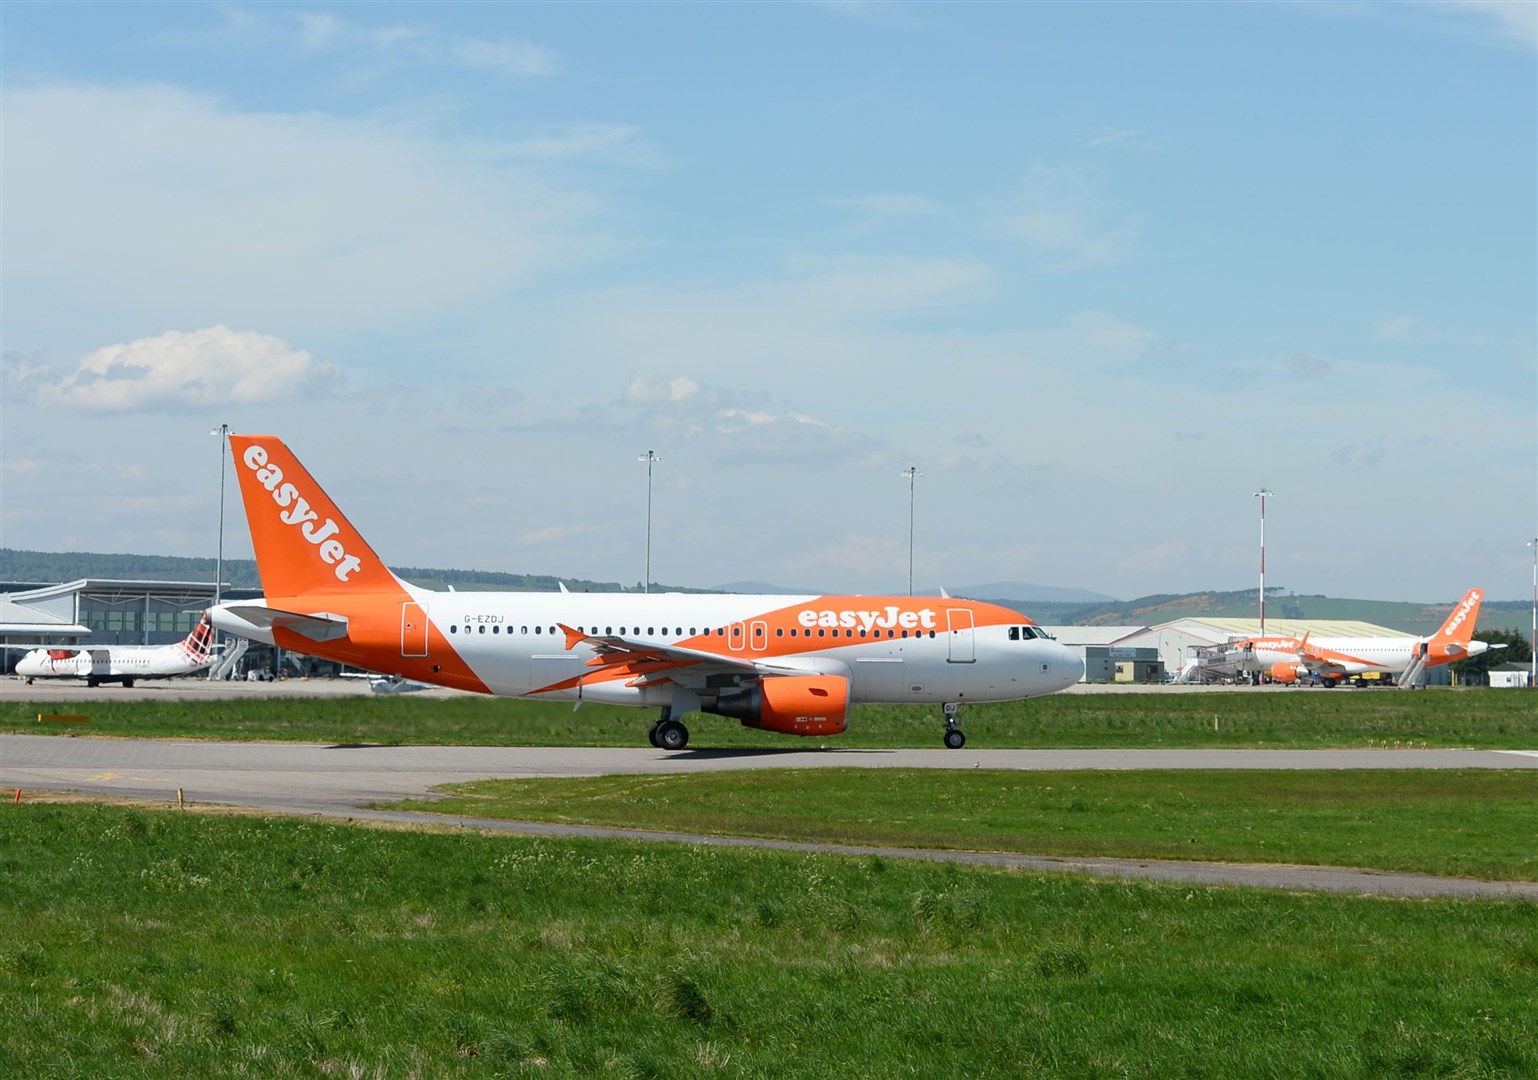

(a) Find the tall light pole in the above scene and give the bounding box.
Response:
[210,424,230,607]
[902,466,921,596]
[1529,538,1537,690]
[1253,489,1273,634]
[638,450,660,593]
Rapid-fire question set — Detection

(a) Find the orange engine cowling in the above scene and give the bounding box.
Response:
[1269,662,1302,684]
[706,676,850,736]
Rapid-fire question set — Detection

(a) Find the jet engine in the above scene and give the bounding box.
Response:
[705,675,849,736]
[1269,662,1303,684]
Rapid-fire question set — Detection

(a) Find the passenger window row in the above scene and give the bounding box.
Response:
[445,623,939,640]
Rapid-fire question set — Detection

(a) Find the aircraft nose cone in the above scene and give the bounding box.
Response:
[1058,645,1085,687]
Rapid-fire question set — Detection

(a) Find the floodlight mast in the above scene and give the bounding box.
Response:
[1253,489,1273,635]
[902,466,921,596]
[211,423,229,606]
[639,451,660,594]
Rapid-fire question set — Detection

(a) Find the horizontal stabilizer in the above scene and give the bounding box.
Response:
[216,604,351,642]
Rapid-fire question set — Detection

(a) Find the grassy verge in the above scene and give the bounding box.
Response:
[388,768,1538,881]
[3,804,1535,1078]
[5,686,1538,748]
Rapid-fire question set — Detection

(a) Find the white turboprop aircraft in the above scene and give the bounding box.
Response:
[209,434,1084,749]
[15,615,216,687]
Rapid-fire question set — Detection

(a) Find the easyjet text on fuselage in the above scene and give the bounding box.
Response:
[796,606,938,632]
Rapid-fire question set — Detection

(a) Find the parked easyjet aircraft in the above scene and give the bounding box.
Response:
[1229,588,1501,688]
[15,614,216,687]
[208,435,1084,748]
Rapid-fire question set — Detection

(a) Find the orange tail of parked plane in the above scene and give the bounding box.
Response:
[1427,587,1484,663]
[211,435,1085,749]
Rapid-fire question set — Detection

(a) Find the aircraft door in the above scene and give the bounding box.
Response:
[946,608,975,663]
[750,620,768,652]
[401,602,429,658]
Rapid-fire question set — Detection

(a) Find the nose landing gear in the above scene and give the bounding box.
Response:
[942,701,966,749]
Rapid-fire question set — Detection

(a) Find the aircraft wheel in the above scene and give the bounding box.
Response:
[123,678,135,688]
[646,721,662,748]
[87,677,99,688]
[943,728,966,750]
[656,719,690,752]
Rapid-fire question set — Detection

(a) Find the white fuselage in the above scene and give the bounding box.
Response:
[211,591,1084,706]
[1244,636,1489,678]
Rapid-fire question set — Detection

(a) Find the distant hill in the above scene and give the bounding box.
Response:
[712,581,809,595]
[951,582,1118,604]
[0,549,647,594]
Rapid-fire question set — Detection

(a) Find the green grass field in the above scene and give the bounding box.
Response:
[4,804,1536,1078]
[390,768,1538,881]
[5,686,1538,748]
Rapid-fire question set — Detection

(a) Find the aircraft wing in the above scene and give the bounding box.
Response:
[557,624,812,686]
[1291,633,1349,677]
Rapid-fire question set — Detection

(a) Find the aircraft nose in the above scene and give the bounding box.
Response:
[1057,644,1085,687]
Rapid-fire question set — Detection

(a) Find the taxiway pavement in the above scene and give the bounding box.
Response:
[4,733,1535,900]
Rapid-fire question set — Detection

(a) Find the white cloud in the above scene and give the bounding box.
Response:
[1372,315,1420,343]
[4,83,620,351]
[831,193,945,217]
[38,326,339,412]
[518,524,593,545]
[995,164,1133,271]
[1428,1,1538,52]
[250,7,559,76]
[625,375,701,405]
[1286,352,1332,379]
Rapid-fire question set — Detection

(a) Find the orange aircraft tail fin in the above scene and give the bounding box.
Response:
[228,435,398,599]
[1432,588,1483,644]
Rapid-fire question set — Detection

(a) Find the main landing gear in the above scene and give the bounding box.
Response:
[942,701,966,750]
[647,707,690,752]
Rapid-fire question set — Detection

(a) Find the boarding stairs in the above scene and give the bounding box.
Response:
[207,636,250,680]
[1174,643,1254,684]
[1397,645,1429,690]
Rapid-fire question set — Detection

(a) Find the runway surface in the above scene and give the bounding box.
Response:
[5,733,1535,900]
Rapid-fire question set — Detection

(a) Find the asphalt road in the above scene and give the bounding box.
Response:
[5,732,1536,900]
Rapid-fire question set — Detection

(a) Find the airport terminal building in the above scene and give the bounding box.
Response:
[0,579,262,673]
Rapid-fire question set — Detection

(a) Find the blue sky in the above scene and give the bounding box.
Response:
[3,1,1535,603]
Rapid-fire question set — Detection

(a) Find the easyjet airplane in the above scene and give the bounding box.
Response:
[208,435,1084,749]
[15,614,216,687]
[1229,588,1502,687]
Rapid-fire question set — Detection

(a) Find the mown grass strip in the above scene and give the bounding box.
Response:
[5,686,1538,748]
[2,804,1535,1078]
[389,768,1538,882]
